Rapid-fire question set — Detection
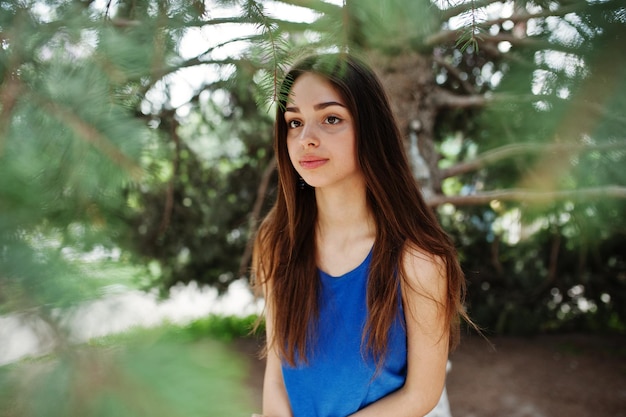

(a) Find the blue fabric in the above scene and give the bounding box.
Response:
[282,249,407,417]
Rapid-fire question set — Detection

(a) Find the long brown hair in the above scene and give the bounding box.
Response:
[253,53,469,367]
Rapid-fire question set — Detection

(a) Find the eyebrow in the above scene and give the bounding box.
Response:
[284,101,346,113]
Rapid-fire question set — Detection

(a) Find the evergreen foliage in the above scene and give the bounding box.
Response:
[0,321,256,417]
[1,3,625,414]
[0,0,626,417]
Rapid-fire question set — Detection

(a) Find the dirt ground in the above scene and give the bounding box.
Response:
[234,333,626,417]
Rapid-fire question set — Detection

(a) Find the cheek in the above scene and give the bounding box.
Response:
[286,139,296,158]
[341,134,358,164]
[286,140,301,170]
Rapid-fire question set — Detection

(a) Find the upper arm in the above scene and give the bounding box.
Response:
[348,246,451,417]
[261,282,293,417]
[400,245,450,412]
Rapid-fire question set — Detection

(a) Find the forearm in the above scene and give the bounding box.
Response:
[262,377,293,417]
[261,332,292,415]
[261,350,292,417]
[260,285,293,417]
[348,384,443,417]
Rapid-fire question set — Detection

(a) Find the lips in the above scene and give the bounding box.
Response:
[299,156,328,169]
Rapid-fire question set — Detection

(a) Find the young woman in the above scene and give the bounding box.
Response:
[252,53,470,417]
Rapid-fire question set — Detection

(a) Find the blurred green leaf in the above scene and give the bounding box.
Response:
[0,327,256,417]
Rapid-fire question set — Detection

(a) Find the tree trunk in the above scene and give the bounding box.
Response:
[367,51,441,198]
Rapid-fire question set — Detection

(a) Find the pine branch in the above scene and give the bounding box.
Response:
[439,0,503,22]
[429,0,623,50]
[495,93,626,126]
[135,57,246,98]
[477,3,585,28]
[433,88,489,108]
[441,141,626,178]
[273,0,342,16]
[109,18,142,28]
[454,0,484,53]
[427,186,626,207]
[426,29,571,51]
[433,56,477,94]
[434,88,626,128]
[242,1,292,108]
[180,15,312,33]
[31,92,142,179]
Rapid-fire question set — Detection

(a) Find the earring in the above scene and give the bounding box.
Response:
[298,177,306,190]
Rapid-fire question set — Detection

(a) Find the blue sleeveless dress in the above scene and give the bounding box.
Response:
[281,250,407,417]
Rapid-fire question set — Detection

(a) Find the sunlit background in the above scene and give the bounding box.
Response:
[1,0,624,416]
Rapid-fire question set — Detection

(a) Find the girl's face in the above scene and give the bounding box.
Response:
[284,72,362,191]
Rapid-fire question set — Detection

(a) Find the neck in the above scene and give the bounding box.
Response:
[314,181,375,246]
[313,181,376,276]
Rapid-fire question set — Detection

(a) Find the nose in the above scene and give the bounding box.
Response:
[298,124,319,148]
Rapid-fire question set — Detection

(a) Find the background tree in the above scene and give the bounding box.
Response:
[1,0,625,361]
[0,2,261,416]
[135,0,624,334]
[1,0,624,415]
[245,0,626,334]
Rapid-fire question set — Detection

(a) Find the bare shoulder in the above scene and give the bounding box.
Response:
[401,243,447,301]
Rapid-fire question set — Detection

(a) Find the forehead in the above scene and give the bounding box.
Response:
[288,72,345,107]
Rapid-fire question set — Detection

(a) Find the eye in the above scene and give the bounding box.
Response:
[325,115,342,125]
[287,119,302,129]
